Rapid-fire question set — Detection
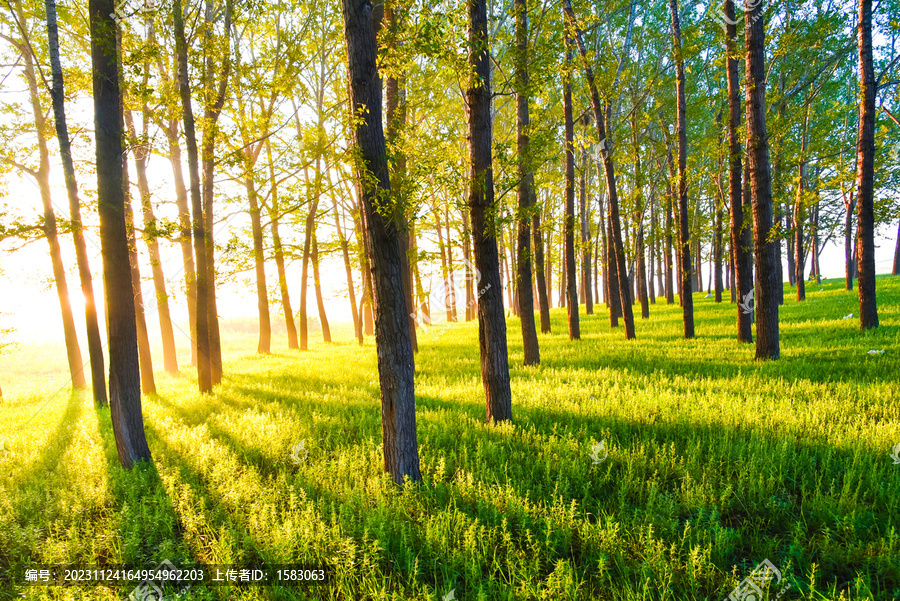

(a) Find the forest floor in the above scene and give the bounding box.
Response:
[0,276,899,600]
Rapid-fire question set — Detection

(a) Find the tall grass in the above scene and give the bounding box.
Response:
[0,277,898,600]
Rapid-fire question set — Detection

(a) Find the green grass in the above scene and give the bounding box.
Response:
[1,276,899,600]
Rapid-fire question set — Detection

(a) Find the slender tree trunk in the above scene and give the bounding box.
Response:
[745,0,780,359]
[564,0,634,338]
[265,141,298,349]
[664,148,676,305]
[532,202,551,333]
[122,177,156,395]
[45,0,104,401]
[631,116,649,318]
[165,124,198,365]
[200,0,233,384]
[245,174,271,352]
[714,199,724,303]
[311,230,331,342]
[514,0,540,363]
[333,190,362,343]
[299,193,318,350]
[580,142,594,314]
[90,0,151,465]
[446,207,459,321]
[461,211,475,321]
[468,0,513,422]
[341,0,421,483]
[562,42,580,339]
[126,112,179,373]
[670,0,695,338]
[383,7,418,352]
[794,105,810,302]
[892,219,900,275]
[174,0,211,391]
[856,0,879,329]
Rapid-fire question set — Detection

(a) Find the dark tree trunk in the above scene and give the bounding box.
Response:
[514,0,540,363]
[532,204,551,333]
[892,219,900,276]
[174,0,212,391]
[794,108,809,302]
[580,143,594,314]
[745,0,780,359]
[726,0,753,342]
[563,46,580,340]
[341,0,421,483]
[468,0,513,422]
[670,0,695,338]
[606,212,622,325]
[200,0,232,384]
[461,211,476,321]
[384,7,418,352]
[649,191,657,303]
[90,0,151,466]
[45,0,103,400]
[631,116,649,318]
[564,0,634,339]
[714,199,724,303]
[856,0,879,329]
[664,145,676,305]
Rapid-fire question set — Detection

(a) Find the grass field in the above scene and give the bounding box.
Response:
[1,277,899,600]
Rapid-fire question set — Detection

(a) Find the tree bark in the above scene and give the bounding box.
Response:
[630,116,649,318]
[333,187,362,343]
[122,176,156,395]
[727,20,754,342]
[563,0,635,338]
[580,141,594,315]
[745,0,780,359]
[245,173,271,353]
[341,0,421,483]
[126,111,179,373]
[164,123,198,365]
[562,38,580,340]
[90,0,152,466]
[856,0,879,329]
[174,0,212,391]
[265,140,298,349]
[44,0,105,401]
[200,0,233,384]
[670,0,695,338]
[467,0,513,422]
[513,0,540,364]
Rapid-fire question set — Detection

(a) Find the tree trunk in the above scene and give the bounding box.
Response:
[727,25,754,340]
[745,0,780,359]
[514,0,540,363]
[856,0,879,329]
[299,190,318,350]
[532,201,551,333]
[174,0,212,391]
[564,0,634,338]
[580,142,594,315]
[126,111,179,373]
[165,123,198,365]
[45,0,105,401]
[200,0,233,384]
[563,42,580,340]
[714,199,724,303]
[631,115,649,318]
[664,146,676,305]
[245,174,271,352]
[265,141,299,349]
[892,218,900,276]
[670,0,695,338]
[333,189,362,343]
[341,0,421,483]
[794,105,810,302]
[468,0,513,422]
[90,0,152,465]
[461,211,475,321]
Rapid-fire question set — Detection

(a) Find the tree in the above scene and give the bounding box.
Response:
[669,0,694,339]
[513,0,540,364]
[90,0,152,466]
[563,0,634,340]
[341,0,421,484]
[562,5,579,341]
[45,0,107,404]
[745,0,780,359]
[468,0,512,422]
[174,0,212,392]
[856,0,878,330]
[725,0,753,343]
